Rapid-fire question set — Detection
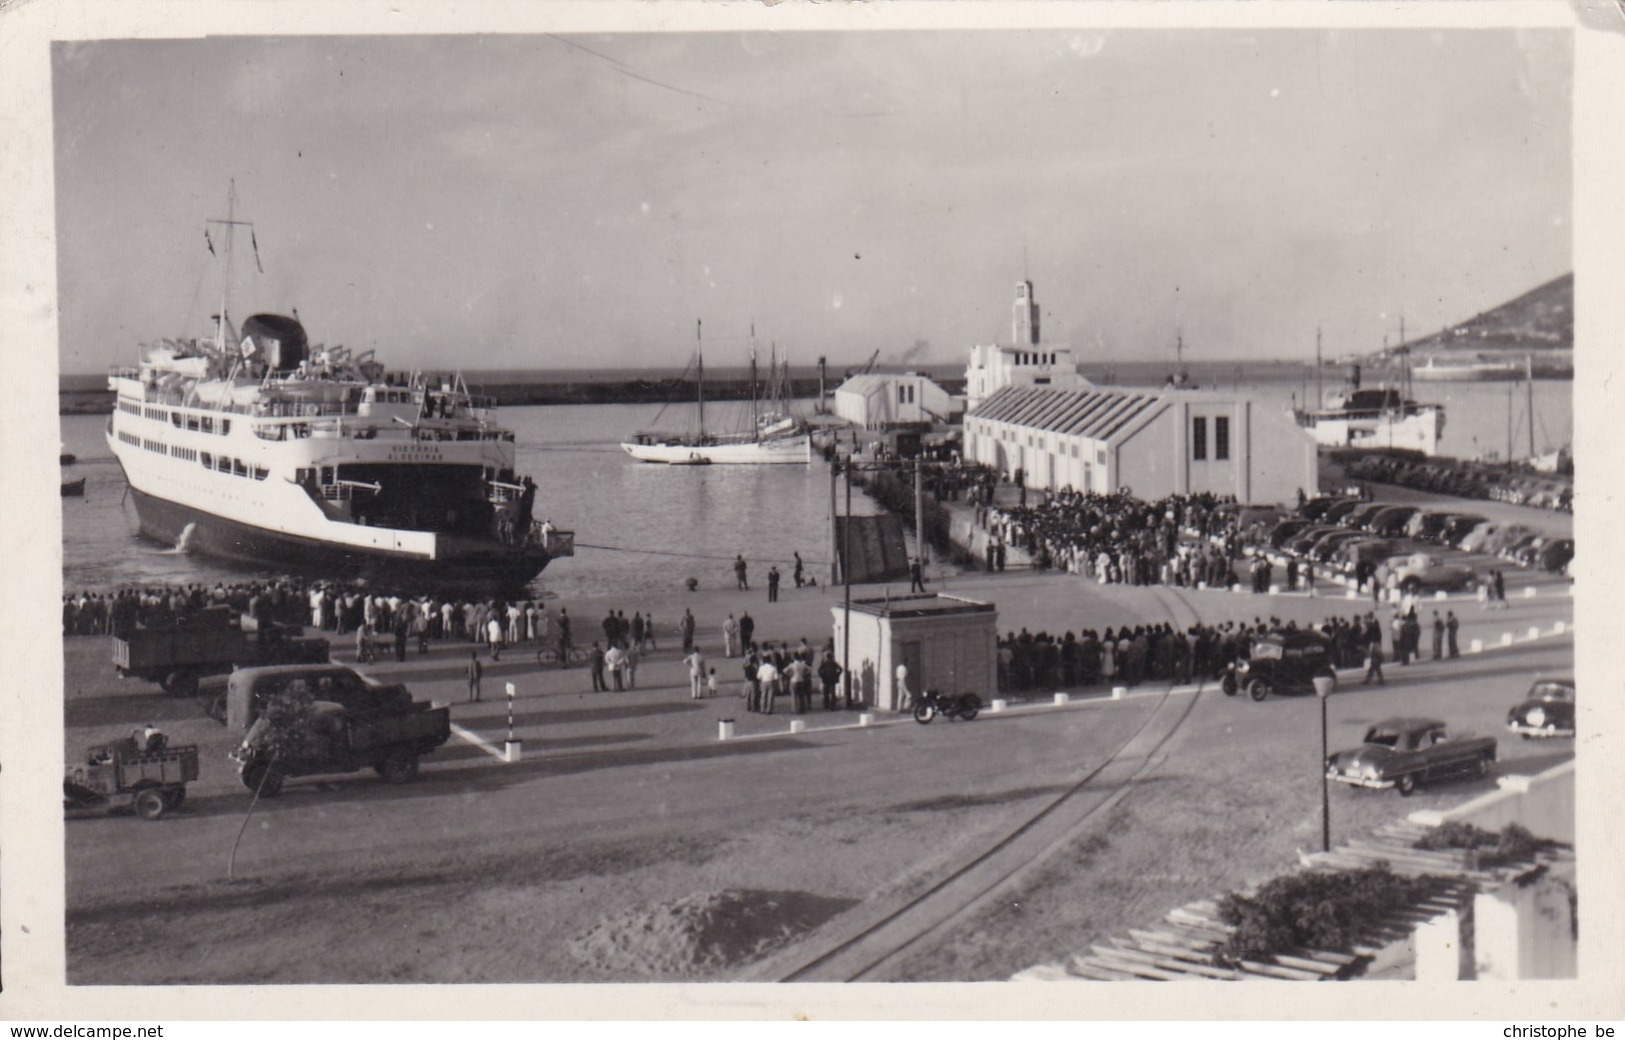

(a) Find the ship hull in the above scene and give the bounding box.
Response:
[620,434,811,465]
[126,485,550,592]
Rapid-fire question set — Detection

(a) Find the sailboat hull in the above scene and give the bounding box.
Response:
[620,435,811,465]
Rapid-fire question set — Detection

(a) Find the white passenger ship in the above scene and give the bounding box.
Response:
[106,199,570,590]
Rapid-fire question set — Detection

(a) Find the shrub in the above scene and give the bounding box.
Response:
[1413,821,1546,867]
[1214,864,1440,966]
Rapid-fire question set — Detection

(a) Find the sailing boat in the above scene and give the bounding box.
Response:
[620,321,811,465]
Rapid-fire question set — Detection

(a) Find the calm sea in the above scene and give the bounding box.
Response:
[58,376,1571,599]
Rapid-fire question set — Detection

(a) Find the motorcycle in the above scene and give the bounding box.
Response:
[912,689,982,724]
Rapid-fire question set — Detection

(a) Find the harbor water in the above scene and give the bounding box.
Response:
[58,376,1571,599]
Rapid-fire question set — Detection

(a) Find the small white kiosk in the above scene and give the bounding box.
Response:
[832,593,998,712]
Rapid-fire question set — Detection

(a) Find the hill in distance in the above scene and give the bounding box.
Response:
[1398,273,1572,357]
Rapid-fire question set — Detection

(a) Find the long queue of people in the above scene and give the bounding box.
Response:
[994,610,1431,693]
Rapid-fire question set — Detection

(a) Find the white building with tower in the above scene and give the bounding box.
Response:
[965,280,1089,409]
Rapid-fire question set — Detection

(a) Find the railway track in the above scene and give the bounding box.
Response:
[751,585,1211,983]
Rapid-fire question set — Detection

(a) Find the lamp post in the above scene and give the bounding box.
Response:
[1313,674,1335,853]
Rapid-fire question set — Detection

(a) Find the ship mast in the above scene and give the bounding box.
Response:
[1526,353,1536,458]
[749,322,758,434]
[1315,325,1323,409]
[206,179,255,356]
[696,319,705,439]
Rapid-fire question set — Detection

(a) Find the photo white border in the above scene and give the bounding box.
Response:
[2,0,1619,1022]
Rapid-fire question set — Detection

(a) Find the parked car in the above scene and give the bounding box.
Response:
[1321,499,1368,524]
[1309,530,1369,563]
[1285,525,1341,557]
[1438,514,1488,547]
[1457,521,1502,554]
[1405,511,1460,542]
[1506,678,1575,740]
[1339,502,1394,529]
[1221,631,1338,701]
[1299,497,1354,522]
[1539,538,1574,575]
[1334,538,1407,574]
[1375,553,1479,594]
[1365,506,1421,537]
[1485,524,1539,556]
[1267,518,1316,548]
[1326,717,1497,796]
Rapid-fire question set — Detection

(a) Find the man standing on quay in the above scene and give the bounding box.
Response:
[722,613,739,658]
[734,554,749,590]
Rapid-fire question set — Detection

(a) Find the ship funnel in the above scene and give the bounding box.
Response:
[241,313,309,373]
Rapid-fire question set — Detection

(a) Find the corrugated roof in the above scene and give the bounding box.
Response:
[970,385,1165,442]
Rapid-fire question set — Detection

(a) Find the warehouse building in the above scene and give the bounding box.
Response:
[964,384,1318,504]
[831,372,956,429]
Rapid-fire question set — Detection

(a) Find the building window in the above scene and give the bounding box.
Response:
[1192,416,1208,461]
[1215,416,1230,461]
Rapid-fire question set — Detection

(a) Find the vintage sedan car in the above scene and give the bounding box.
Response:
[1222,631,1338,701]
[1364,505,1421,537]
[1375,552,1478,594]
[1539,538,1574,575]
[1506,678,1575,739]
[1326,717,1497,796]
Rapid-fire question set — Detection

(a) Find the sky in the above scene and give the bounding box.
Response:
[51,29,1571,375]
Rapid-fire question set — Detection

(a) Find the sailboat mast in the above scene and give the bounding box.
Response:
[696,319,705,439]
[750,323,758,434]
[1526,354,1535,457]
[1315,326,1323,408]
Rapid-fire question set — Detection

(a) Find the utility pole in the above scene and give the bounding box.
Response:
[829,458,839,586]
[914,455,926,566]
[842,459,854,709]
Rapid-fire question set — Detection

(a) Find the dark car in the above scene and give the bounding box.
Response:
[1267,518,1316,548]
[1222,631,1338,701]
[1339,502,1393,529]
[1299,496,1355,522]
[1285,525,1340,556]
[1405,511,1458,542]
[1321,499,1368,524]
[1506,678,1575,739]
[1539,539,1574,575]
[1365,505,1421,537]
[1439,514,1488,548]
[1326,717,1497,796]
[1309,530,1368,563]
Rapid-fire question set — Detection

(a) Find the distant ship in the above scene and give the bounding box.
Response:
[1410,353,1573,382]
[1292,366,1445,456]
[105,188,572,590]
[621,322,811,465]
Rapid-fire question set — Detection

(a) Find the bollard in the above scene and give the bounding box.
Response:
[1053,692,1070,705]
[1524,586,1537,598]
[1112,686,1127,700]
[789,719,806,734]
[1196,581,1207,590]
[1435,590,1448,600]
[859,713,875,727]
[1269,584,1281,595]
[991,699,1007,712]
[1345,589,1357,600]
[1501,632,1514,647]
[718,719,735,741]
[1527,626,1541,641]
[1470,638,1483,654]
[504,682,521,761]
[1554,620,1566,635]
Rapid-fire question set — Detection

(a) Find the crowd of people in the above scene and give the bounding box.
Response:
[979,488,1251,587]
[994,604,1463,694]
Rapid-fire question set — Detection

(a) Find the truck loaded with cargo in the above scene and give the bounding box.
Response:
[224,663,451,796]
[111,605,330,699]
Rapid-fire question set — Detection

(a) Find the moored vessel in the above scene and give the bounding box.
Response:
[105,191,571,591]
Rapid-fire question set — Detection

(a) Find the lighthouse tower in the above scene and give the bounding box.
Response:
[1012,280,1041,348]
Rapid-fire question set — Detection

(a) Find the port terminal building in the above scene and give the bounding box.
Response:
[963,385,1319,504]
